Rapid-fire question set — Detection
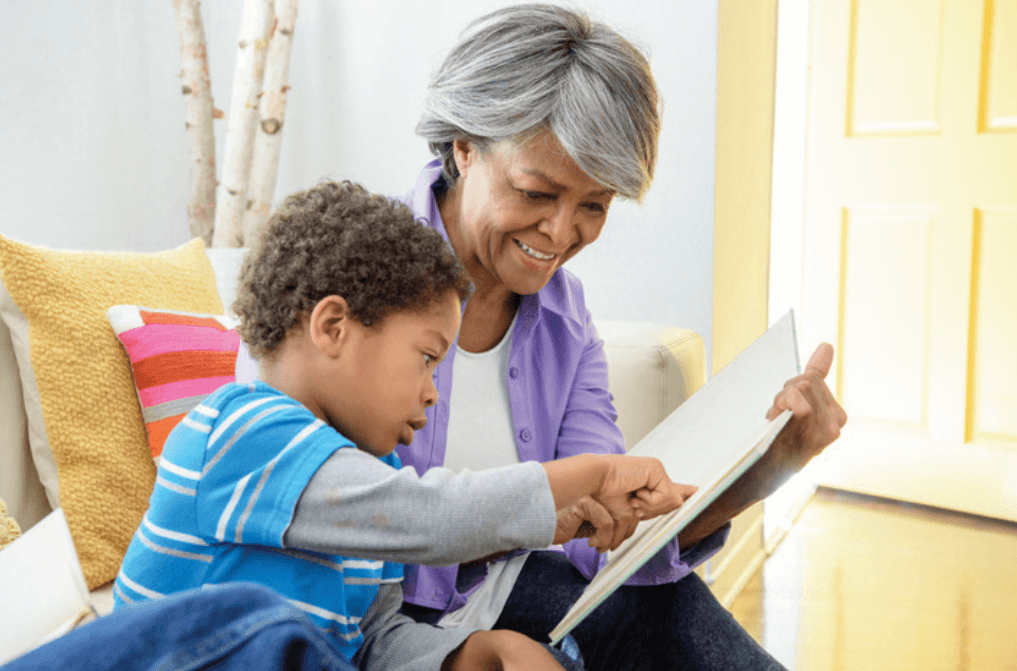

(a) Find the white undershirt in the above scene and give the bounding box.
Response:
[439,314,529,631]
[443,315,521,472]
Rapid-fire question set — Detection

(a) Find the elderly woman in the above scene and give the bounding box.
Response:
[395,5,846,671]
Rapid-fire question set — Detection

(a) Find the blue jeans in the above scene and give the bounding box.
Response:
[405,551,787,671]
[3,583,357,671]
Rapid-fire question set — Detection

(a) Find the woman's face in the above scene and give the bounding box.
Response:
[449,131,614,296]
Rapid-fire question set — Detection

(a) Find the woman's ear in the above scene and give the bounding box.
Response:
[308,295,353,357]
[452,139,477,177]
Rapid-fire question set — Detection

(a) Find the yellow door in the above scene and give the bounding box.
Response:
[801,0,1017,520]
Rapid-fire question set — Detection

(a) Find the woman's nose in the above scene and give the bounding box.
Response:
[539,207,578,248]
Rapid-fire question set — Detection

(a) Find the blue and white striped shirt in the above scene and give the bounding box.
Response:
[115,381,403,660]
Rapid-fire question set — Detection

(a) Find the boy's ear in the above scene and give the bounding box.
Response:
[308,295,354,356]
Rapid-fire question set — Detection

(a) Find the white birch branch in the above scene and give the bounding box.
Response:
[172,0,217,245]
[212,0,274,248]
[242,0,298,247]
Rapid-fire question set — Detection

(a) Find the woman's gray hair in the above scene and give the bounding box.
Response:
[416,3,660,201]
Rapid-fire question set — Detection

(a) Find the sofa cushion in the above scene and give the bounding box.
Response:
[596,322,707,448]
[0,236,222,589]
[107,306,240,460]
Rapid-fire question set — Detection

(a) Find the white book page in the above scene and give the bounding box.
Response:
[625,311,799,483]
[550,311,800,644]
[0,509,93,665]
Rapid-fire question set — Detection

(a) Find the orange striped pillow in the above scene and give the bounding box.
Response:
[107,306,240,460]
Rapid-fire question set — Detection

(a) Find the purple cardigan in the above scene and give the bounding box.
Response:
[396,161,727,613]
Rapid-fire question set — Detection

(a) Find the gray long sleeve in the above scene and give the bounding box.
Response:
[284,448,556,565]
[353,582,478,671]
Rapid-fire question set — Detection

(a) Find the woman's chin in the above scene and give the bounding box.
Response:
[499,259,558,295]
[505,274,554,296]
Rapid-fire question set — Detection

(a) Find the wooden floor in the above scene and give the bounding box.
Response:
[729,488,1017,671]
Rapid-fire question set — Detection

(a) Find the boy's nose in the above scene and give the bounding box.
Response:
[422,378,438,408]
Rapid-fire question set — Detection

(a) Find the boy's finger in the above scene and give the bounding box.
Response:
[573,497,615,551]
[604,505,638,551]
[574,520,596,538]
[632,482,696,517]
[676,482,698,499]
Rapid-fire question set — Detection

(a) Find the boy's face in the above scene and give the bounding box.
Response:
[327,291,461,457]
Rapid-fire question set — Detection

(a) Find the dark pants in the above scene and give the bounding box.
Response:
[3,583,357,671]
[405,551,788,671]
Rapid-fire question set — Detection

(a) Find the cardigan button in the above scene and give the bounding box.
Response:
[509,367,519,379]
[519,429,532,442]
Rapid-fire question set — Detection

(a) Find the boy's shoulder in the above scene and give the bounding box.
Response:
[202,380,289,411]
[195,380,312,430]
[161,381,311,465]
[197,381,321,446]
[174,381,400,470]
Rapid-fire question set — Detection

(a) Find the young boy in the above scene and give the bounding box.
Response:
[112,181,689,670]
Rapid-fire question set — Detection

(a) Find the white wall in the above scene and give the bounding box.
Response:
[0,0,716,355]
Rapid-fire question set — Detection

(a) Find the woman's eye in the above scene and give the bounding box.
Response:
[423,353,435,365]
[523,190,552,201]
[584,202,607,214]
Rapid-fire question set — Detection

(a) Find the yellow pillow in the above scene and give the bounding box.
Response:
[0,236,222,589]
[0,496,21,551]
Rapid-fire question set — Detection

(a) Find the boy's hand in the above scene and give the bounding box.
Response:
[554,495,619,552]
[543,453,696,551]
[441,630,568,671]
[594,454,696,529]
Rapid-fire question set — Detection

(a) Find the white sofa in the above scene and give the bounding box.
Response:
[0,246,706,653]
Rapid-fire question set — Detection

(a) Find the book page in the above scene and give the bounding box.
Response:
[625,311,799,482]
[550,311,800,644]
[0,509,94,665]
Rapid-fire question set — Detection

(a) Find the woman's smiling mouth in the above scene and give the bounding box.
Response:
[515,239,554,261]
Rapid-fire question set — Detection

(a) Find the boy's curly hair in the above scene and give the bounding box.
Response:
[233,181,472,360]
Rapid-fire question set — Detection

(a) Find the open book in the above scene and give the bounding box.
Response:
[550,311,800,644]
[0,509,95,665]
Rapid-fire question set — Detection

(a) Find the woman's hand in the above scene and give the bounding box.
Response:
[441,630,567,671]
[678,343,848,549]
[763,343,848,477]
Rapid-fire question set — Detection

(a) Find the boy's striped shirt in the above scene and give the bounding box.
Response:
[114,381,403,660]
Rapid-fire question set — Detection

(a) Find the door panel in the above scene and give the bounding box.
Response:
[802,0,1017,520]
[839,208,933,429]
[981,0,1017,131]
[848,0,945,135]
[969,208,1017,445]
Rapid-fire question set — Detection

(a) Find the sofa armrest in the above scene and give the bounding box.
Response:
[595,321,706,450]
[0,316,51,532]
